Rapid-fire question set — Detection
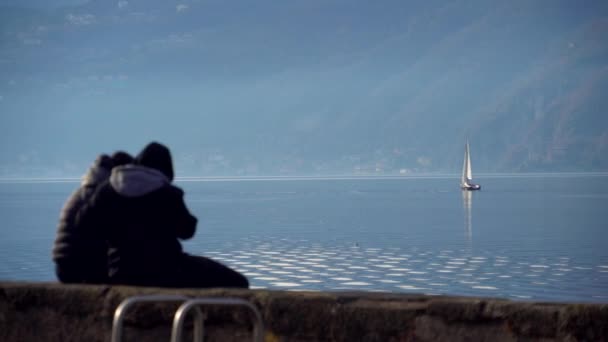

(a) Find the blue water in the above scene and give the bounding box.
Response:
[1,174,607,303]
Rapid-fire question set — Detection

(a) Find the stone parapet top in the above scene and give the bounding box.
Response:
[1,281,607,341]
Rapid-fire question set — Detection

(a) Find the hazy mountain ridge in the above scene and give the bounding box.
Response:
[470,16,608,171]
[0,1,607,176]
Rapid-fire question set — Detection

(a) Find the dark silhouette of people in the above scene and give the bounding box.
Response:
[77,142,249,288]
[52,151,134,283]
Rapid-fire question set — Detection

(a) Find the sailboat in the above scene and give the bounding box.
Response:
[461,140,481,190]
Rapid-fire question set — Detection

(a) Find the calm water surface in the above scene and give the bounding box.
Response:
[1,174,607,303]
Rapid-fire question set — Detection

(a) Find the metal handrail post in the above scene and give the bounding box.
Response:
[111,295,205,342]
[170,298,264,342]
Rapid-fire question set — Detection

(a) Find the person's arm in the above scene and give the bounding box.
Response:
[168,187,197,240]
[52,188,84,261]
[74,184,109,245]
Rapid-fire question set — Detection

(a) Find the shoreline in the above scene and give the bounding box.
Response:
[1,171,607,183]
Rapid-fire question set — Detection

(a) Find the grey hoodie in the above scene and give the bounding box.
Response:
[109,164,170,198]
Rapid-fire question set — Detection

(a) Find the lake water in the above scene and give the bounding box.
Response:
[1,174,607,303]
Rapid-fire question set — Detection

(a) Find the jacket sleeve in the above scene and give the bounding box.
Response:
[169,186,197,240]
[52,188,85,261]
[74,185,108,246]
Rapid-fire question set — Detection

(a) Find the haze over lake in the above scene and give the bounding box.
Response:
[1,173,607,302]
[1,1,607,176]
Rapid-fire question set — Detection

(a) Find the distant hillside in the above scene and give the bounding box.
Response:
[470,17,608,171]
[0,0,606,176]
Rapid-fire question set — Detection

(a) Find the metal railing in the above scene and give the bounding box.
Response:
[111,295,204,342]
[171,298,264,342]
[111,295,264,342]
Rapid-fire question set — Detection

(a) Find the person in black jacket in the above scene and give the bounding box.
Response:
[78,142,248,288]
[52,151,134,283]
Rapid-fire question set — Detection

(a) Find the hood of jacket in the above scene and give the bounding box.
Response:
[81,154,113,188]
[136,142,174,181]
[109,164,170,197]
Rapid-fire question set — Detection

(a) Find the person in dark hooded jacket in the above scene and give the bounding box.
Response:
[52,151,133,283]
[78,142,248,288]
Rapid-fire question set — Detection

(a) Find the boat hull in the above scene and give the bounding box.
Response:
[461,184,481,191]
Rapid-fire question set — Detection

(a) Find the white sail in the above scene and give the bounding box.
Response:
[461,147,467,185]
[465,142,472,181]
[461,142,470,186]
[461,140,480,190]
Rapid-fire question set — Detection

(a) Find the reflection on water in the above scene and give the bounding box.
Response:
[195,237,608,302]
[462,190,472,241]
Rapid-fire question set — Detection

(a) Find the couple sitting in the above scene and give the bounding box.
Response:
[52,142,248,288]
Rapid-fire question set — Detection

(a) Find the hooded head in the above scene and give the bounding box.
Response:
[81,154,113,187]
[111,151,134,167]
[135,142,174,181]
[95,154,114,170]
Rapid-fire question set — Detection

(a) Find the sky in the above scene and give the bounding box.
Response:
[0,0,87,8]
[2,0,89,5]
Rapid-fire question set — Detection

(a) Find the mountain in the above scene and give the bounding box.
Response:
[0,0,607,176]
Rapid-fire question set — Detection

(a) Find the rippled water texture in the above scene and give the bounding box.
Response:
[1,174,607,302]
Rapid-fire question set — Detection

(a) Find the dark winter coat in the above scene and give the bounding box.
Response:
[52,155,113,283]
[78,164,197,286]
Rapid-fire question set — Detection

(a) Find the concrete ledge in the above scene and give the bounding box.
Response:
[1,282,607,341]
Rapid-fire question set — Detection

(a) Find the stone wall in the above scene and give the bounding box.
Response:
[1,282,607,341]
